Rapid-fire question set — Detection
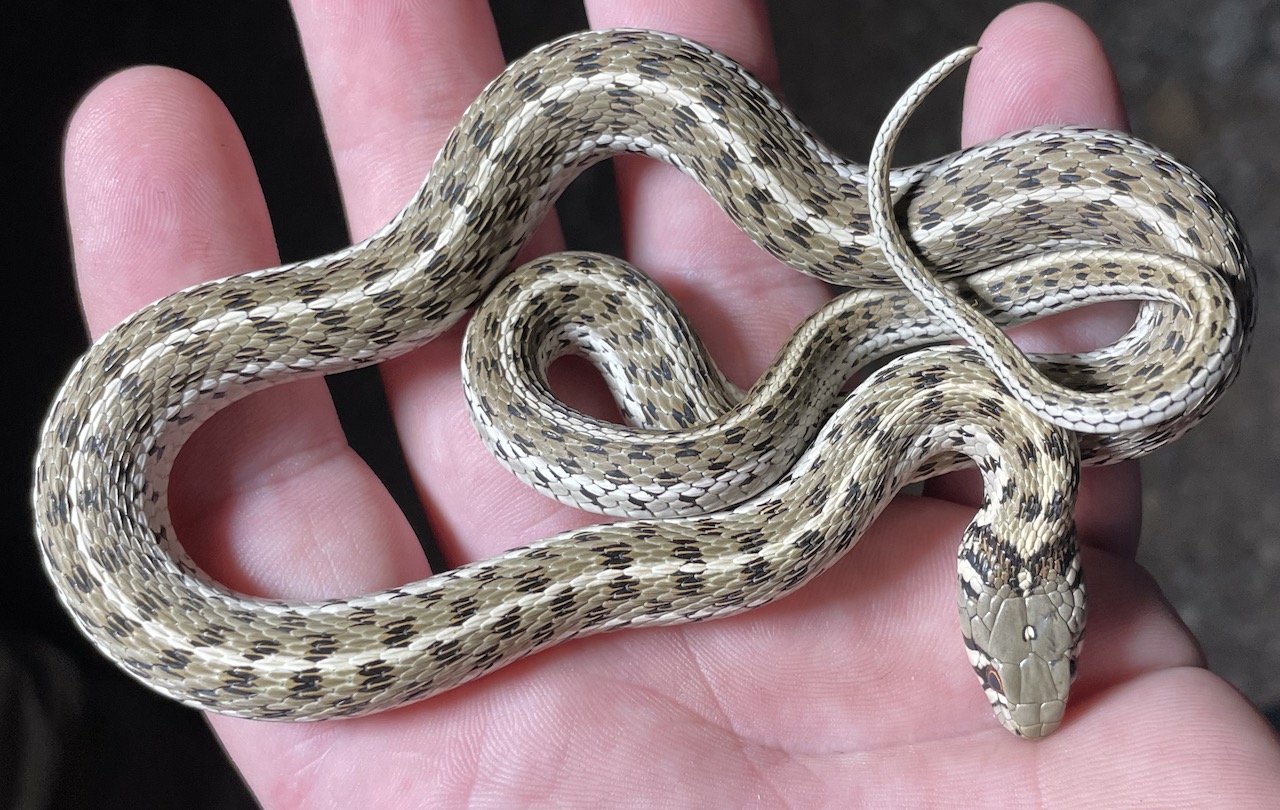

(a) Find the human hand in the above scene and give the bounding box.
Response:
[62,0,1280,806]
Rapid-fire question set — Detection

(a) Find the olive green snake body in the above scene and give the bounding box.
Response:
[32,30,1253,739]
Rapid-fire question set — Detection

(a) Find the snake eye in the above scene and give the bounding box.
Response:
[980,664,1004,695]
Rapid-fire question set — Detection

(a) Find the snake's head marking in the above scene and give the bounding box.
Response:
[958,547,1086,739]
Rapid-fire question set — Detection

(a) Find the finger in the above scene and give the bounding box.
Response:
[292,0,510,241]
[202,0,532,791]
[584,0,834,388]
[63,67,425,599]
[64,66,437,796]
[926,2,1142,556]
[67,69,275,337]
[286,1,583,565]
[962,2,1127,143]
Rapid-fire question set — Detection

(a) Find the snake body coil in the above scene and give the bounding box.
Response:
[33,30,1252,739]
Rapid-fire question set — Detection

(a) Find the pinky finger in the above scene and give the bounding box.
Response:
[61,67,428,599]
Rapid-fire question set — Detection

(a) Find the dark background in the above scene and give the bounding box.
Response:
[5,1,1277,806]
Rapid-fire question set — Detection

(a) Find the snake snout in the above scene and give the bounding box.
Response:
[980,651,1075,739]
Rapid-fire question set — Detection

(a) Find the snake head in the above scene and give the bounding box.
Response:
[957,544,1086,739]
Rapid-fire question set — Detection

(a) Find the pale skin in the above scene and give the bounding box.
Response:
[63,1,1280,807]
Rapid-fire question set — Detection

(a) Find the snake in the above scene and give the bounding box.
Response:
[32,29,1252,740]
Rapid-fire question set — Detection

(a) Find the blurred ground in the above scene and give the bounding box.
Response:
[6,1,1275,806]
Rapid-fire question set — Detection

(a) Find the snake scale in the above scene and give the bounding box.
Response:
[33,30,1253,739]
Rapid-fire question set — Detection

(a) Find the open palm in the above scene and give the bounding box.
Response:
[63,1,1279,806]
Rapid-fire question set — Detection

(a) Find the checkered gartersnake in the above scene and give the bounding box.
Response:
[33,30,1252,738]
